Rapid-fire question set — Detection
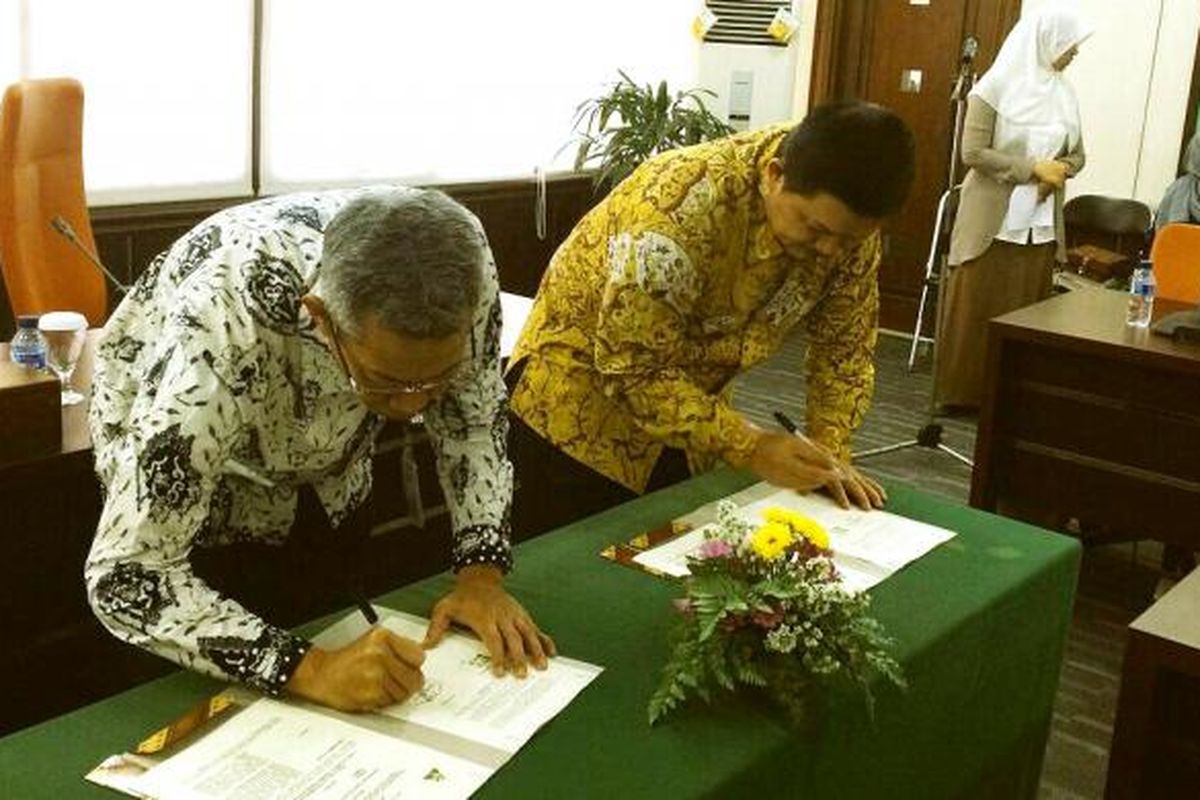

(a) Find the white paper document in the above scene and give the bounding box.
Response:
[94,608,602,800]
[313,609,603,756]
[134,699,491,800]
[633,485,955,593]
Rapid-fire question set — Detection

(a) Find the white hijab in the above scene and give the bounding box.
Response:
[971,7,1092,157]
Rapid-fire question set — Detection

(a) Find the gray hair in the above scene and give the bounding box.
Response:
[316,188,483,339]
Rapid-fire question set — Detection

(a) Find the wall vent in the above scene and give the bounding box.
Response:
[703,1,791,48]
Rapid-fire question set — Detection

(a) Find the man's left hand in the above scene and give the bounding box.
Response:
[825,461,887,510]
[423,565,556,678]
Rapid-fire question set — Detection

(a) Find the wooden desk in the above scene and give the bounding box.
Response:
[1106,568,1200,798]
[971,289,1200,548]
[0,330,98,465]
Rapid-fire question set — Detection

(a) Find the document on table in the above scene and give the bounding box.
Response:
[632,484,955,593]
[88,608,602,800]
[313,608,602,756]
[132,698,491,800]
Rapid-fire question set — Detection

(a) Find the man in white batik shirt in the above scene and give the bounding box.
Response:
[87,187,555,713]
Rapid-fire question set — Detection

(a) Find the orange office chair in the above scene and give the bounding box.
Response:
[0,78,107,326]
[1150,222,1200,304]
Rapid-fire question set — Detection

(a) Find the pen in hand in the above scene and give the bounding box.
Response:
[770,410,852,508]
[772,411,800,436]
[772,411,885,510]
[356,593,379,626]
[772,412,832,462]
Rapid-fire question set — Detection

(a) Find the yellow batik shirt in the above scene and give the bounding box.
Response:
[509,125,880,493]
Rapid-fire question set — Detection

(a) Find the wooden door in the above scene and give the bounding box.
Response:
[811,0,1021,333]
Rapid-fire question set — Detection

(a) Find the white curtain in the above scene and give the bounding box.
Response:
[0,0,20,80]
[260,0,699,192]
[11,0,253,206]
[2,0,700,202]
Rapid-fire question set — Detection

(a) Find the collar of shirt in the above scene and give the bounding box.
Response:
[745,137,787,266]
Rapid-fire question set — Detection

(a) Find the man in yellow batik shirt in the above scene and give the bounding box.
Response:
[507,101,916,537]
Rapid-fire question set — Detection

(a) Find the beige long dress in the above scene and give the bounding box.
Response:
[934,97,1085,409]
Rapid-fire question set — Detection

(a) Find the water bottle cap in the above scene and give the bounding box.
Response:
[16,315,40,329]
[37,310,88,332]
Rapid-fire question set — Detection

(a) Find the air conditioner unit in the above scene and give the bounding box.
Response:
[696,0,812,131]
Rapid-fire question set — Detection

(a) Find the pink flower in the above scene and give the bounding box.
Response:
[752,608,786,629]
[698,539,733,559]
[672,598,694,616]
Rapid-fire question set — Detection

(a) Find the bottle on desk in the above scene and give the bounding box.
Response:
[1126,261,1156,328]
[9,315,48,369]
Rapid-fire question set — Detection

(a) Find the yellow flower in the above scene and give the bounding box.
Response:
[762,507,830,550]
[750,521,794,561]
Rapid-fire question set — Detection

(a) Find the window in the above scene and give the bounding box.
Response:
[0,1,20,80]
[10,0,253,205]
[3,0,698,203]
[260,1,698,192]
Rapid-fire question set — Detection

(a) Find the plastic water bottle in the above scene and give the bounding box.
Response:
[10,315,49,369]
[1126,263,1156,328]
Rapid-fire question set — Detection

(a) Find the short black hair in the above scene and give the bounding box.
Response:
[778,100,915,218]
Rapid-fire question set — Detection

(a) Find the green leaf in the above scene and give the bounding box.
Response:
[562,69,735,188]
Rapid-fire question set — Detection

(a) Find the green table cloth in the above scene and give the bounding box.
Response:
[0,470,1080,799]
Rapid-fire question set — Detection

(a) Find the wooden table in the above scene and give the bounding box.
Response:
[1105,567,1200,798]
[971,289,1200,549]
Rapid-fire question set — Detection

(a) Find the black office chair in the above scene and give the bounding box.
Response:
[1062,195,1153,282]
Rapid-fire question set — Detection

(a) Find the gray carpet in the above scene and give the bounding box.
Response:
[732,331,1164,800]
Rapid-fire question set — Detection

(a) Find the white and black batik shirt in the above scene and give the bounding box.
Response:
[85,188,513,696]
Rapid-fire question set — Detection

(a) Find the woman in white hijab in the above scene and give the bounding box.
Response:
[935,6,1091,410]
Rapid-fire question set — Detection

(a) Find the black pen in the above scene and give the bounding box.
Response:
[773,411,800,435]
[773,410,828,454]
[358,598,378,626]
[355,587,378,626]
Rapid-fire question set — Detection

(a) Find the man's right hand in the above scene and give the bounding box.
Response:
[748,431,842,495]
[747,431,883,510]
[286,626,425,712]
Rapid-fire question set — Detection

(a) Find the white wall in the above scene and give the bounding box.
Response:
[694,0,820,128]
[1021,0,1200,208]
[791,0,820,119]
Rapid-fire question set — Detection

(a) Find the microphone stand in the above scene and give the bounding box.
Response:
[852,38,977,469]
[50,216,128,295]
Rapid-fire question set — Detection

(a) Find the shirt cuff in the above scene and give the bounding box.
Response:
[717,407,762,469]
[451,523,513,574]
[808,424,851,463]
[200,626,313,697]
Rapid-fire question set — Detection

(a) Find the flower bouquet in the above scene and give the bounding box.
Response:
[648,501,905,726]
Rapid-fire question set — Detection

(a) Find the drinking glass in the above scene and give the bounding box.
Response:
[38,311,89,406]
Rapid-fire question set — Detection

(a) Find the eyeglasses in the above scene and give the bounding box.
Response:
[326,320,464,398]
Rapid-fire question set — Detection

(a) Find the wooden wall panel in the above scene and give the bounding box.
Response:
[87,175,598,316]
[808,0,1021,334]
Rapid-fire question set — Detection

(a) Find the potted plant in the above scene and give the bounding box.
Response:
[568,70,735,190]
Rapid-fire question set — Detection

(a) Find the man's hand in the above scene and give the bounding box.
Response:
[286,627,425,712]
[424,565,556,678]
[831,461,887,510]
[749,430,841,493]
[748,431,885,510]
